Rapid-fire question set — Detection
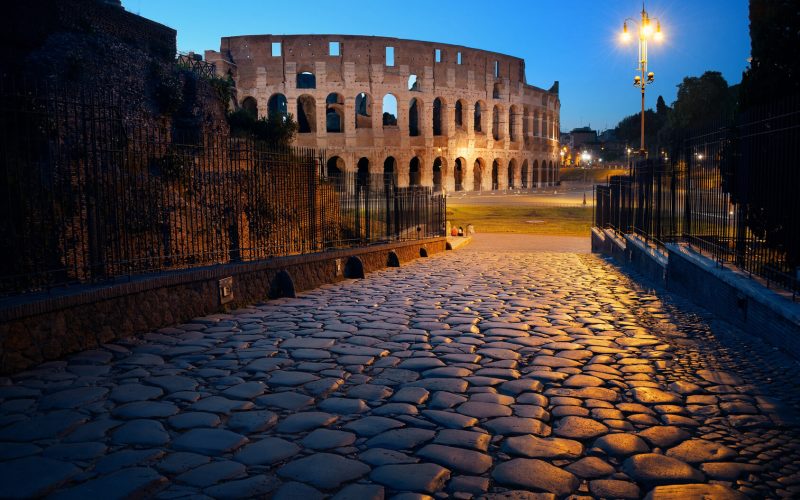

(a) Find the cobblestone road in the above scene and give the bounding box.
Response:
[2,248,800,499]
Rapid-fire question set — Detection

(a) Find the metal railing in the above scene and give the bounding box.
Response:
[594,96,800,297]
[0,77,445,296]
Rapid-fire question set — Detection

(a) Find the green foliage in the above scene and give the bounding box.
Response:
[209,76,234,113]
[227,109,298,147]
[613,109,663,152]
[150,63,184,115]
[740,0,800,110]
[155,149,192,182]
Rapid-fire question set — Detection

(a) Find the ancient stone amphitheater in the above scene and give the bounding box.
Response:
[206,35,561,191]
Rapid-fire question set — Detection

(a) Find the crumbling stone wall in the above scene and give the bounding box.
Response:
[206,35,562,191]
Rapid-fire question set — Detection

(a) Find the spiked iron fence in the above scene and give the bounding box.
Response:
[0,77,445,296]
[594,97,800,297]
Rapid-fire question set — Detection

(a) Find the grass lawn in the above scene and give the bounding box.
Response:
[559,167,628,184]
[447,203,593,236]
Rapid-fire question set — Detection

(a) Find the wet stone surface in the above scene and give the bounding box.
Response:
[1,250,799,498]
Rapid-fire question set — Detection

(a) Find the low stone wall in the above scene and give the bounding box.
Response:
[0,238,446,374]
[591,227,800,359]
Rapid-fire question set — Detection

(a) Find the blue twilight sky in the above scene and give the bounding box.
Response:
[123,0,751,133]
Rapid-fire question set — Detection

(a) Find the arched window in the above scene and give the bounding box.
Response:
[408,74,420,91]
[267,93,288,117]
[327,156,345,178]
[523,107,530,138]
[473,158,484,191]
[297,95,316,133]
[492,160,500,190]
[241,96,258,118]
[326,93,344,133]
[507,160,515,189]
[474,102,483,133]
[492,105,502,141]
[521,160,529,189]
[455,100,464,130]
[297,71,316,89]
[384,157,397,186]
[382,94,397,127]
[355,92,372,129]
[493,82,502,99]
[454,158,465,191]
[509,106,517,141]
[409,157,421,186]
[433,98,443,136]
[433,157,444,190]
[357,157,369,187]
[409,98,421,137]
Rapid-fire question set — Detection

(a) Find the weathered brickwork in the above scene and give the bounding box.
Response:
[206,35,561,191]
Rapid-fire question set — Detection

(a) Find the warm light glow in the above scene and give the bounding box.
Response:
[642,23,653,37]
[620,31,632,43]
[654,30,663,42]
[581,152,591,162]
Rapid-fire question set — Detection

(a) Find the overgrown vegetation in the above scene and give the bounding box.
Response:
[227,109,298,147]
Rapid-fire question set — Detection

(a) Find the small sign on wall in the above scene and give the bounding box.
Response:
[219,277,234,304]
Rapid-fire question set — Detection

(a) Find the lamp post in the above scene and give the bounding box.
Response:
[621,4,663,157]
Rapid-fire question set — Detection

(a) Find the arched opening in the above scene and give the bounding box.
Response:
[507,159,516,189]
[533,159,540,186]
[382,94,397,127]
[509,106,518,141]
[326,93,344,133]
[409,157,421,186]
[534,111,540,137]
[433,157,444,191]
[492,160,500,190]
[241,96,258,118]
[357,157,369,187]
[474,102,483,133]
[409,98,421,137]
[492,105,502,141]
[383,157,397,186]
[408,74,419,91]
[297,71,316,89]
[523,107,530,138]
[455,100,465,130]
[454,158,465,191]
[355,92,372,129]
[326,156,345,178]
[521,160,529,189]
[297,95,316,133]
[549,160,555,185]
[473,158,484,191]
[493,82,502,99]
[433,98,443,136]
[267,93,288,117]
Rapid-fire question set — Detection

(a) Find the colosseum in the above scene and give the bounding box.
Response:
[206,35,561,191]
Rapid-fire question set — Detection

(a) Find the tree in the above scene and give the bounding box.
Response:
[735,0,800,270]
[227,109,298,147]
[740,0,800,110]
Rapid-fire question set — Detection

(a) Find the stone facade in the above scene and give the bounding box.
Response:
[206,35,561,191]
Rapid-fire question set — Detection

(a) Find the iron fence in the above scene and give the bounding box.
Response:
[594,96,800,297]
[0,77,445,296]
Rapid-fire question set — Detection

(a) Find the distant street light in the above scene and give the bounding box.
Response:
[620,4,663,156]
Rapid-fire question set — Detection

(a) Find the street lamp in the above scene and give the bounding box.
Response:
[620,4,663,156]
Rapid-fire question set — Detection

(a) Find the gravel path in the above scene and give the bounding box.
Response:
[1,249,799,499]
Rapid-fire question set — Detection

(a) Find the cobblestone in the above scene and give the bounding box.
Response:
[0,249,799,498]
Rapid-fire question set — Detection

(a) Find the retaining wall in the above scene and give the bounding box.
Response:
[0,238,445,374]
[591,227,800,359]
